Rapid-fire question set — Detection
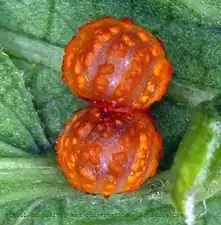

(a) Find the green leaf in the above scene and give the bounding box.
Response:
[169,96,221,224]
[168,0,221,26]
[0,50,50,152]
[158,22,221,90]
[1,0,221,224]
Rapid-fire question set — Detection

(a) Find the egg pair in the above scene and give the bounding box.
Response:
[56,17,173,197]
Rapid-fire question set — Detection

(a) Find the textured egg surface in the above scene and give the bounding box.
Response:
[62,16,173,109]
[56,106,163,197]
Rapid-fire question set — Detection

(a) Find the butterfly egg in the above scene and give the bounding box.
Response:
[56,106,163,197]
[62,16,173,109]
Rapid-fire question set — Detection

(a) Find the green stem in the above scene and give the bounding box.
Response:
[0,183,75,206]
[167,78,221,106]
[0,157,56,169]
[0,28,63,72]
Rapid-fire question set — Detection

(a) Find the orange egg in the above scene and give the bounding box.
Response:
[56,106,163,197]
[62,16,173,109]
